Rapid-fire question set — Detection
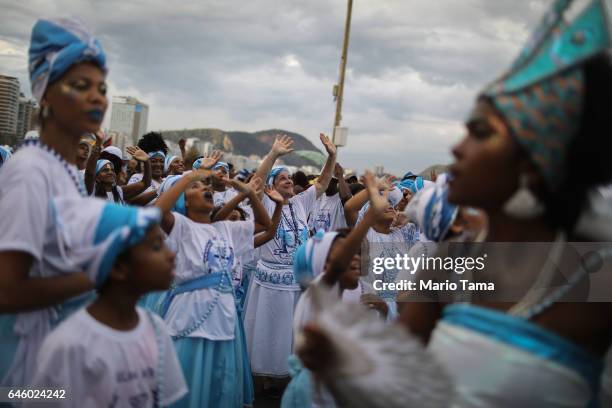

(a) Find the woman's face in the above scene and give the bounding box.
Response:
[150,156,164,178]
[126,225,176,292]
[97,163,115,185]
[169,158,185,175]
[212,167,229,189]
[43,62,108,136]
[185,179,215,213]
[77,142,90,163]
[274,171,294,199]
[448,99,522,210]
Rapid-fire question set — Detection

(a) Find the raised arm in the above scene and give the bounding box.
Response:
[213,176,263,221]
[121,146,151,199]
[254,186,284,247]
[313,133,337,199]
[228,176,271,233]
[254,135,294,199]
[334,163,352,204]
[323,172,386,286]
[84,131,103,195]
[344,175,392,227]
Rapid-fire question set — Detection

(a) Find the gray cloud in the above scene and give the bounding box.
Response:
[0,0,557,174]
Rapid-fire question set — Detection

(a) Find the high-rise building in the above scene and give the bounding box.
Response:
[0,75,20,143]
[109,96,149,144]
[17,94,37,140]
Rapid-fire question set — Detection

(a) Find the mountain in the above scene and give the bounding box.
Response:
[160,128,323,167]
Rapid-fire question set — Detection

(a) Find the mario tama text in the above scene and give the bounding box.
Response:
[371,253,494,293]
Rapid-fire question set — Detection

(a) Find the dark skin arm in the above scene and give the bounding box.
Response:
[213,177,271,233]
[121,146,152,200]
[335,163,352,205]
[0,251,93,313]
[254,187,284,248]
[127,189,158,206]
[84,135,102,195]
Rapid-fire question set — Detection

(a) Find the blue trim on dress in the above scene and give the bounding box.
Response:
[443,304,603,398]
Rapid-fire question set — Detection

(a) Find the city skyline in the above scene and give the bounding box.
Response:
[2,0,599,174]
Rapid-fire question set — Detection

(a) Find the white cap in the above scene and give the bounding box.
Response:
[102,146,123,161]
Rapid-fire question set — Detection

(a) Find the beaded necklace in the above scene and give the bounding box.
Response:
[281,202,303,248]
[20,139,86,196]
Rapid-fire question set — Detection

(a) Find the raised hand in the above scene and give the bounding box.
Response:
[247,175,264,196]
[93,130,105,146]
[365,171,389,219]
[271,134,294,157]
[191,167,213,181]
[178,138,186,150]
[265,185,284,204]
[333,162,344,179]
[200,150,223,169]
[377,175,394,192]
[126,146,148,162]
[319,133,336,157]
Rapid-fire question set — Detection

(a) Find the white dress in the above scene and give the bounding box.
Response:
[0,142,86,387]
[244,187,318,377]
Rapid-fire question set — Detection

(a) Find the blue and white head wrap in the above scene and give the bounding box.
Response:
[293,230,339,286]
[164,155,179,174]
[192,158,203,170]
[95,159,112,175]
[267,166,289,186]
[405,173,458,242]
[236,168,251,182]
[398,177,426,194]
[0,146,12,167]
[212,161,229,173]
[482,0,611,191]
[159,175,187,215]
[29,17,107,102]
[148,151,166,161]
[51,197,161,288]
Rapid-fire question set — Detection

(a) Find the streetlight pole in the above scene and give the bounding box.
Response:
[332,0,353,144]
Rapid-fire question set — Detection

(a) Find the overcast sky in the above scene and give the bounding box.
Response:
[0,0,589,175]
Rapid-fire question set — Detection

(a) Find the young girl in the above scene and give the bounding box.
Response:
[28,197,187,408]
[0,17,106,387]
[243,133,336,383]
[282,172,390,408]
[344,177,420,321]
[155,155,271,407]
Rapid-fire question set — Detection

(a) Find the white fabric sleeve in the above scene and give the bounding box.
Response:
[166,211,189,252]
[0,166,49,259]
[154,316,188,406]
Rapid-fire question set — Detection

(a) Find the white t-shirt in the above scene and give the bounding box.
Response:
[128,173,161,205]
[164,213,254,340]
[259,187,318,266]
[308,192,348,233]
[0,143,85,387]
[213,188,255,220]
[27,307,187,408]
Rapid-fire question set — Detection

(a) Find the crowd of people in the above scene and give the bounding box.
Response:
[1,0,612,406]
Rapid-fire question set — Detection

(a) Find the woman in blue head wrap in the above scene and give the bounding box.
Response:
[242,133,337,384]
[0,17,108,387]
[294,2,612,406]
